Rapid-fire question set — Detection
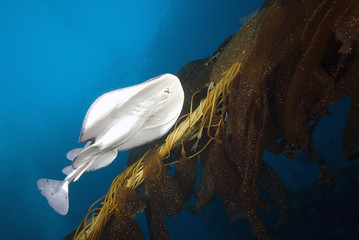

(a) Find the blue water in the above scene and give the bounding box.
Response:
[0,1,264,239]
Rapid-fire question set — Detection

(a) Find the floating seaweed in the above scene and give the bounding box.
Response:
[68,0,359,239]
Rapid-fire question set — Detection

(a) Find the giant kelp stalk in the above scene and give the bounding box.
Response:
[73,63,242,240]
[69,0,359,239]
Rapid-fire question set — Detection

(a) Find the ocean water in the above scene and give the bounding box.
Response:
[0,1,265,239]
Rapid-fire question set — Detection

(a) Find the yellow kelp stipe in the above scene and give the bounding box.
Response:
[74,63,241,240]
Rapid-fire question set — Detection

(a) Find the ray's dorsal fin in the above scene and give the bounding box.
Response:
[66,141,92,160]
[72,145,99,170]
[62,166,73,175]
[66,148,82,161]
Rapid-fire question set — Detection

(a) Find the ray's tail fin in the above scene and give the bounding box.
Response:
[37,179,69,215]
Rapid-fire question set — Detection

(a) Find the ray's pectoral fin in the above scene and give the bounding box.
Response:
[37,179,69,215]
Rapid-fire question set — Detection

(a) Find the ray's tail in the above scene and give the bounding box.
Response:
[37,179,69,215]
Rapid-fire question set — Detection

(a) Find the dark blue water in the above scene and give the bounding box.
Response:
[0,1,264,239]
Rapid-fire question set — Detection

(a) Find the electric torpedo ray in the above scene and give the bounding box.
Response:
[37,74,184,215]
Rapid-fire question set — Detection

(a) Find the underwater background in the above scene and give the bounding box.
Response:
[0,1,264,239]
[2,0,357,240]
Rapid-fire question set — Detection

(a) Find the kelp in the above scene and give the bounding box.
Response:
[69,0,359,239]
[72,62,241,240]
[143,149,185,217]
[172,156,197,204]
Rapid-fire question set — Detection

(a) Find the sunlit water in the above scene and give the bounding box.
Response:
[8,1,351,239]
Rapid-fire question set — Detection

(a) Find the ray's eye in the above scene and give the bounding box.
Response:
[160,87,171,101]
